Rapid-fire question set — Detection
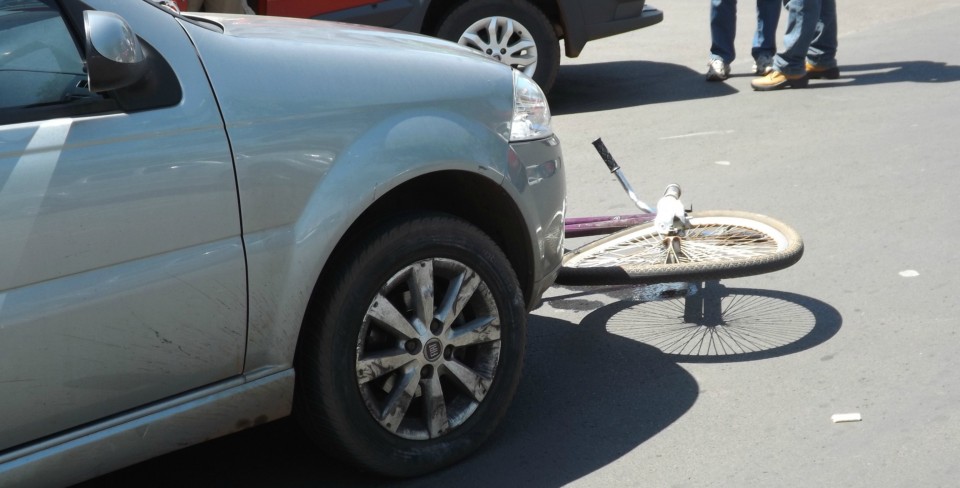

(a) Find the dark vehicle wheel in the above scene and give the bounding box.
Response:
[294,214,527,477]
[437,0,560,93]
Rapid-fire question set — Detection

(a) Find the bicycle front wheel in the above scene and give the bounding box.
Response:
[556,211,803,286]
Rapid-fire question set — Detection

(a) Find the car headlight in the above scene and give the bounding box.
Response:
[510,70,553,141]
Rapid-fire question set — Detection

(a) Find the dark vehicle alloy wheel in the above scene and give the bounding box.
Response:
[295,214,526,477]
[437,0,560,93]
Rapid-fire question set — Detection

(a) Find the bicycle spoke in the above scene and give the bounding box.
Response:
[568,220,783,268]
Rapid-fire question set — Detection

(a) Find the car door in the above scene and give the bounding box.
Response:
[0,0,246,451]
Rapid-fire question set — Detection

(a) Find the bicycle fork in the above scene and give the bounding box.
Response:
[592,138,690,263]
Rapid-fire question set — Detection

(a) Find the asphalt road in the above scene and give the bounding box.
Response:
[80,0,960,486]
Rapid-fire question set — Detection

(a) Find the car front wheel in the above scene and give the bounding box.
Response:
[436,0,560,93]
[294,213,527,477]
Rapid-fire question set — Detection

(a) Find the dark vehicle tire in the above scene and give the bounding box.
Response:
[294,213,527,477]
[436,0,560,93]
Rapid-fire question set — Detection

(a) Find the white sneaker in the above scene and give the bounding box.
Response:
[706,58,730,81]
[753,54,774,75]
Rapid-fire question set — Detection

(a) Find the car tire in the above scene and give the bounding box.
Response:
[436,0,560,93]
[294,213,527,477]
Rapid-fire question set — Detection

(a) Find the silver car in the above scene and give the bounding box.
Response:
[0,0,565,485]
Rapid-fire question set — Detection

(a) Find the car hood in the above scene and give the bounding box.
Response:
[183,12,487,61]
[178,11,513,126]
[176,10,516,190]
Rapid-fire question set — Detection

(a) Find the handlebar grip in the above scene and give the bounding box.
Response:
[592,138,620,173]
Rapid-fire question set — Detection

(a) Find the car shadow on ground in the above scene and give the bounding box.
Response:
[548,61,738,115]
[808,61,960,88]
[79,282,842,487]
[77,314,699,488]
[548,60,960,112]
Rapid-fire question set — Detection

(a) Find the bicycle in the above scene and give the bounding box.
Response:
[556,139,804,286]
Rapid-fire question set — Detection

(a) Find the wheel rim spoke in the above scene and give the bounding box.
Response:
[459,31,486,50]
[379,366,420,433]
[447,315,499,347]
[498,18,515,46]
[409,260,435,328]
[444,360,491,403]
[367,293,423,339]
[422,374,450,438]
[436,269,481,329]
[504,40,536,68]
[508,39,535,52]
[566,217,787,268]
[484,17,499,46]
[357,350,416,385]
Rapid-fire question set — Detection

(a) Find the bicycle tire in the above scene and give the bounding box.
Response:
[556,210,803,286]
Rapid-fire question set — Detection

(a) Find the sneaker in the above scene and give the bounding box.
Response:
[753,55,774,75]
[806,62,840,79]
[706,58,730,81]
[751,71,809,91]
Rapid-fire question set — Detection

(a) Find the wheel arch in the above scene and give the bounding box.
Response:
[311,170,537,311]
[421,0,568,43]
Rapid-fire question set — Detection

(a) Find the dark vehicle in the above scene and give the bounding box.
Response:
[201,0,664,93]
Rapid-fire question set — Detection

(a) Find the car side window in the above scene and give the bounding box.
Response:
[0,0,90,110]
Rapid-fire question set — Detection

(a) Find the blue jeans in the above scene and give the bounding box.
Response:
[773,0,838,75]
[710,0,782,64]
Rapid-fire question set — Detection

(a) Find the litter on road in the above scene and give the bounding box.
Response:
[831,413,863,423]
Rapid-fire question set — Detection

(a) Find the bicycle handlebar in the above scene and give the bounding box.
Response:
[591,137,654,213]
[592,138,620,173]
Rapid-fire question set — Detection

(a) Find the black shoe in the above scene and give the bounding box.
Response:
[806,63,840,80]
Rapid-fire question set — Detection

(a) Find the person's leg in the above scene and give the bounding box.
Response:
[186,0,203,11]
[806,0,837,68]
[772,0,822,76]
[751,0,781,59]
[710,0,737,64]
[751,0,781,73]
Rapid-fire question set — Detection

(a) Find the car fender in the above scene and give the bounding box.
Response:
[555,0,588,57]
[240,108,512,372]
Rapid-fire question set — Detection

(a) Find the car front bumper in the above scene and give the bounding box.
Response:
[561,0,664,57]
[585,3,664,42]
[507,135,566,309]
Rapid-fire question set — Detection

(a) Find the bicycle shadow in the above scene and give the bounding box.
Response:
[403,314,700,487]
[549,61,738,115]
[810,61,960,88]
[78,314,699,488]
[567,281,843,364]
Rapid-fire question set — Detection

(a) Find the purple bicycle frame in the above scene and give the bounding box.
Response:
[564,213,655,238]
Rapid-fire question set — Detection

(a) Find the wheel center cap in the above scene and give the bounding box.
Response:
[423,338,443,362]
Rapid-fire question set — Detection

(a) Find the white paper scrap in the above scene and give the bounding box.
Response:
[899,270,920,278]
[831,412,862,423]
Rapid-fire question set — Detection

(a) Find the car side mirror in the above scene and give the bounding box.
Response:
[83,11,147,92]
